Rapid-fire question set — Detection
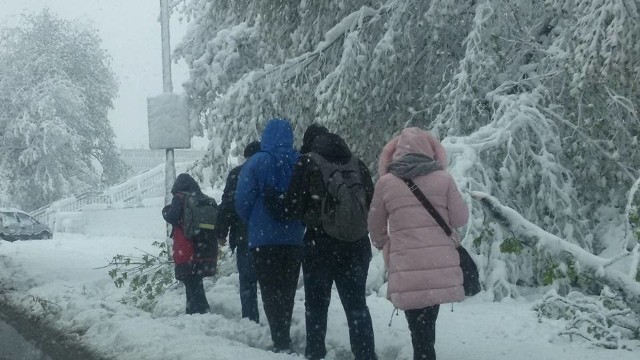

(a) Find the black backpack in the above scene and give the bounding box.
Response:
[179,192,218,239]
[307,153,369,242]
[179,192,219,274]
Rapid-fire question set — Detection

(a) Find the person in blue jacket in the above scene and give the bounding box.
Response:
[234,118,305,353]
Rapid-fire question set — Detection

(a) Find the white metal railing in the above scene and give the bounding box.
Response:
[31,162,190,227]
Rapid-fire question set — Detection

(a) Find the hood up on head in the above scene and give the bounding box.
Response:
[261,118,295,152]
[311,132,352,164]
[301,123,329,154]
[377,127,447,176]
[259,118,300,191]
[171,173,202,195]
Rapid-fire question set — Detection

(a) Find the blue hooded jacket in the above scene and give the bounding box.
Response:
[234,118,305,248]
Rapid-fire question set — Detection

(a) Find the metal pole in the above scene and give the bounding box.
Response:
[160,0,175,209]
[160,0,173,94]
[160,0,175,243]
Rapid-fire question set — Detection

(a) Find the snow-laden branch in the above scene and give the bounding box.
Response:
[197,3,394,134]
[439,85,580,235]
[539,107,637,182]
[471,191,640,314]
[623,176,640,250]
[537,289,637,349]
[252,4,391,84]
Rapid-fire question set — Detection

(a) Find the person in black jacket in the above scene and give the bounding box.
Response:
[285,127,378,360]
[214,141,261,323]
[162,173,216,315]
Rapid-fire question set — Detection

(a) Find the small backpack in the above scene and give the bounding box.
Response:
[179,192,218,276]
[307,153,369,242]
[179,192,218,239]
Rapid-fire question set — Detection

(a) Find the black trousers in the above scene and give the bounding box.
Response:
[303,236,376,360]
[252,245,302,351]
[183,276,209,315]
[405,305,440,360]
[237,245,259,323]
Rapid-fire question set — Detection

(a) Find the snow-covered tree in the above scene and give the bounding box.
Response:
[0,10,127,210]
[174,0,474,173]
[428,0,640,299]
[174,0,640,313]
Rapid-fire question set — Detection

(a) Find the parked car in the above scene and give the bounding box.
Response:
[0,209,53,241]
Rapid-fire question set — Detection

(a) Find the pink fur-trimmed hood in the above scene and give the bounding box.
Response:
[377,127,447,176]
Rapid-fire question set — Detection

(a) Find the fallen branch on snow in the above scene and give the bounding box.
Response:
[470,191,640,314]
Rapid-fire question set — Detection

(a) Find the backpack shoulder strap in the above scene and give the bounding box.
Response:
[306,152,327,167]
[307,153,359,178]
[306,152,333,182]
[344,156,361,174]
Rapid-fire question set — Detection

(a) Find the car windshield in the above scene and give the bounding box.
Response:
[16,213,35,225]
[2,212,18,226]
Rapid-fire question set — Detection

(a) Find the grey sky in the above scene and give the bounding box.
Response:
[1,0,197,149]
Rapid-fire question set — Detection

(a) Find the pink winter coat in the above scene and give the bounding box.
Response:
[368,127,469,310]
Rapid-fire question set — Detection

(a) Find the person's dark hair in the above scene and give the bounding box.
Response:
[243,141,261,158]
[301,123,329,154]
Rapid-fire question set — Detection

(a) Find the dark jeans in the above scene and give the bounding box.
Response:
[183,276,210,315]
[405,305,440,360]
[252,245,302,351]
[303,236,377,360]
[236,245,259,323]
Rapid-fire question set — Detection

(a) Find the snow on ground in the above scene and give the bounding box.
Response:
[0,206,638,360]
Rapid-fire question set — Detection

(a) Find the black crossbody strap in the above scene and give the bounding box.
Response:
[403,179,452,236]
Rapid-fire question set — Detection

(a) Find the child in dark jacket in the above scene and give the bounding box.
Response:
[162,173,216,315]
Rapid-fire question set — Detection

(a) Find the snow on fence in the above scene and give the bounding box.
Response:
[31,162,190,229]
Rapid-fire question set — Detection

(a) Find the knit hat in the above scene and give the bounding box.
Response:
[301,123,329,154]
[243,141,261,158]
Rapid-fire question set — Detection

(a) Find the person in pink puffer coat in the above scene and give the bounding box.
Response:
[368,127,469,360]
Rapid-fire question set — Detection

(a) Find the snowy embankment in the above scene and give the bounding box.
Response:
[0,205,638,359]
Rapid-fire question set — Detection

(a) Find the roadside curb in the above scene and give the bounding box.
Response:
[0,289,110,360]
